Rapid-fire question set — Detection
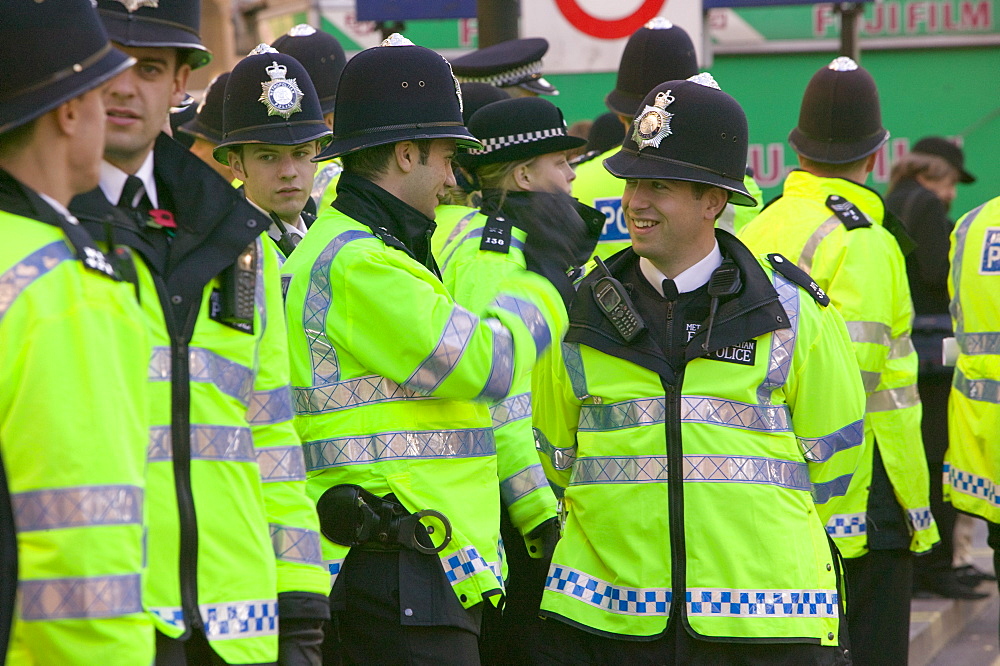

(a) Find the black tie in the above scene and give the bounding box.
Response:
[661,278,679,301]
[118,175,151,215]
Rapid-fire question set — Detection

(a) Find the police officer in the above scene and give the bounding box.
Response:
[452,37,559,97]
[69,2,330,664]
[946,194,1000,641]
[176,71,234,182]
[739,57,939,665]
[531,75,865,664]
[573,18,763,260]
[214,46,332,258]
[0,1,153,662]
[271,24,349,214]
[280,35,577,664]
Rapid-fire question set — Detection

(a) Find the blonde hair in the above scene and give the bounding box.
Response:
[475,157,537,191]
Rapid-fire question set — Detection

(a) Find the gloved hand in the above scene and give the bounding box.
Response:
[278,618,324,666]
[524,516,560,560]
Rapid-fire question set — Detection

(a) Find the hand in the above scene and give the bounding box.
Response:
[278,619,324,666]
[525,516,560,560]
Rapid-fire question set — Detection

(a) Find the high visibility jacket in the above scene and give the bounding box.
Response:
[945,197,1000,522]
[572,148,763,259]
[0,173,154,665]
[311,160,342,216]
[739,169,938,555]
[281,203,567,609]
[438,208,558,542]
[432,204,478,261]
[71,135,328,665]
[533,233,866,641]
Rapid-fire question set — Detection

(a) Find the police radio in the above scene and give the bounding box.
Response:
[218,242,257,326]
[591,257,646,342]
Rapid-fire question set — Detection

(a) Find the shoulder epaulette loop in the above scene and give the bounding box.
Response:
[767,253,830,306]
[479,213,512,254]
[825,194,871,230]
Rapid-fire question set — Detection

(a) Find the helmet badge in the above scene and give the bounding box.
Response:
[259,61,304,119]
[112,0,158,11]
[633,90,675,150]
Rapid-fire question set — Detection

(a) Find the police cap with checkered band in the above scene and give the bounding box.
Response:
[458,96,584,169]
[451,38,558,96]
[604,74,756,207]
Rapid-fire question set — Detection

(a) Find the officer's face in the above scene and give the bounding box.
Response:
[520,151,575,195]
[68,84,113,197]
[621,179,727,270]
[404,139,457,219]
[229,142,319,224]
[103,46,191,173]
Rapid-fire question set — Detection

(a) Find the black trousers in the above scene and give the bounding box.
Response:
[843,549,913,666]
[985,521,1000,644]
[155,628,274,666]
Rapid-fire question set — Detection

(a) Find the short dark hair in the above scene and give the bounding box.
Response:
[342,139,433,180]
[689,181,730,220]
[799,155,870,178]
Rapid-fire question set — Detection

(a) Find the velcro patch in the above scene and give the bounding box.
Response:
[767,253,830,307]
[825,195,871,230]
[706,339,758,366]
[480,215,512,253]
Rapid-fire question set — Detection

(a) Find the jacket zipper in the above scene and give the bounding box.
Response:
[663,297,688,630]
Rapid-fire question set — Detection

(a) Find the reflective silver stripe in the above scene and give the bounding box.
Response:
[535,427,576,471]
[270,524,323,566]
[686,587,838,618]
[866,384,920,412]
[301,230,371,385]
[149,347,255,406]
[571,456,668,485]
[579,397,791,432]
[949,204,985,345]
[294,374,428,415]
[326,558,345,587]
[958,331,1000,355]
[546,564,671,616]
[151,600,279,639]
[491,392,532,428]
[478,317,515,401]
[246,386,293,425]
[889,333,915,359]
[860,370,882,392]
[0,241,74,324]
[500,464,549,505]
[908,507,934,531]
[845,320,892,347]
[493,294,551,358]
[812,473,853,504]
[13,485,142,532]
[758,273,799,405]
[562,342,590,400]
[256,445,306,482]
[20,573,142,620]
[405,305,478,393]
[148,425,255,463]
[304,428,496,470]
[439,211,482,270]
[799,420,864,463]
[254,236,266,331]
[953,370,1000,404]
[826,512,867,538]
[798,216,841,273]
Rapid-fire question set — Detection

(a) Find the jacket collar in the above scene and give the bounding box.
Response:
[566,229,790,384]
[783,168,886,225]
[0,168,63,227]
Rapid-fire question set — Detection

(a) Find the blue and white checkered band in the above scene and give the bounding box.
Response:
[633,90,675,150]
[259,61,303,119]
[457,59,543,88]
[466,126,569,155]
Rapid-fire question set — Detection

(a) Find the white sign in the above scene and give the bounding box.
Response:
[521,0,704,74]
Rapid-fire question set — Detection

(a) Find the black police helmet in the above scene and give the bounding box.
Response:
[213,48,331,165]
[587,112,627,155]
[452,38,558,96]
[177,71,229,145]
[912,136,975,184]
[1,0,134,134]
[459,97,585,169]
[788,57,888,165]
[604,74,755,207]
[459,82,510,127]
[606,18,698,117]
[315,35,481,162]
[271,24,347,115]
[96,0,211,70]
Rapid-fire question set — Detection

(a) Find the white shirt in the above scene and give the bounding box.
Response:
[639,241,723,296]
[99,152,158,208]
[244,199,307,243]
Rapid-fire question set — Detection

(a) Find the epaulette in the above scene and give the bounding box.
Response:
[825,194,871,230]
[767,253,830,306]
[479,213,512,254]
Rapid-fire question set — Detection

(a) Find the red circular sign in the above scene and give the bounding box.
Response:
[554,0,668,39]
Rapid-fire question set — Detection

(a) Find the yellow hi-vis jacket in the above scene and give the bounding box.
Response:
[438,208,558,544]
[739,169,938,555]
[1,174,153,664]
[572,147,763,260]
[532,234,866,641]
[945,197,1000,522]
[281,202,567,610]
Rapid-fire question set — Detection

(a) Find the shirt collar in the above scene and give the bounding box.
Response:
[639,241,722,296]
[244,199,307,241]
[99,152,158,208]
